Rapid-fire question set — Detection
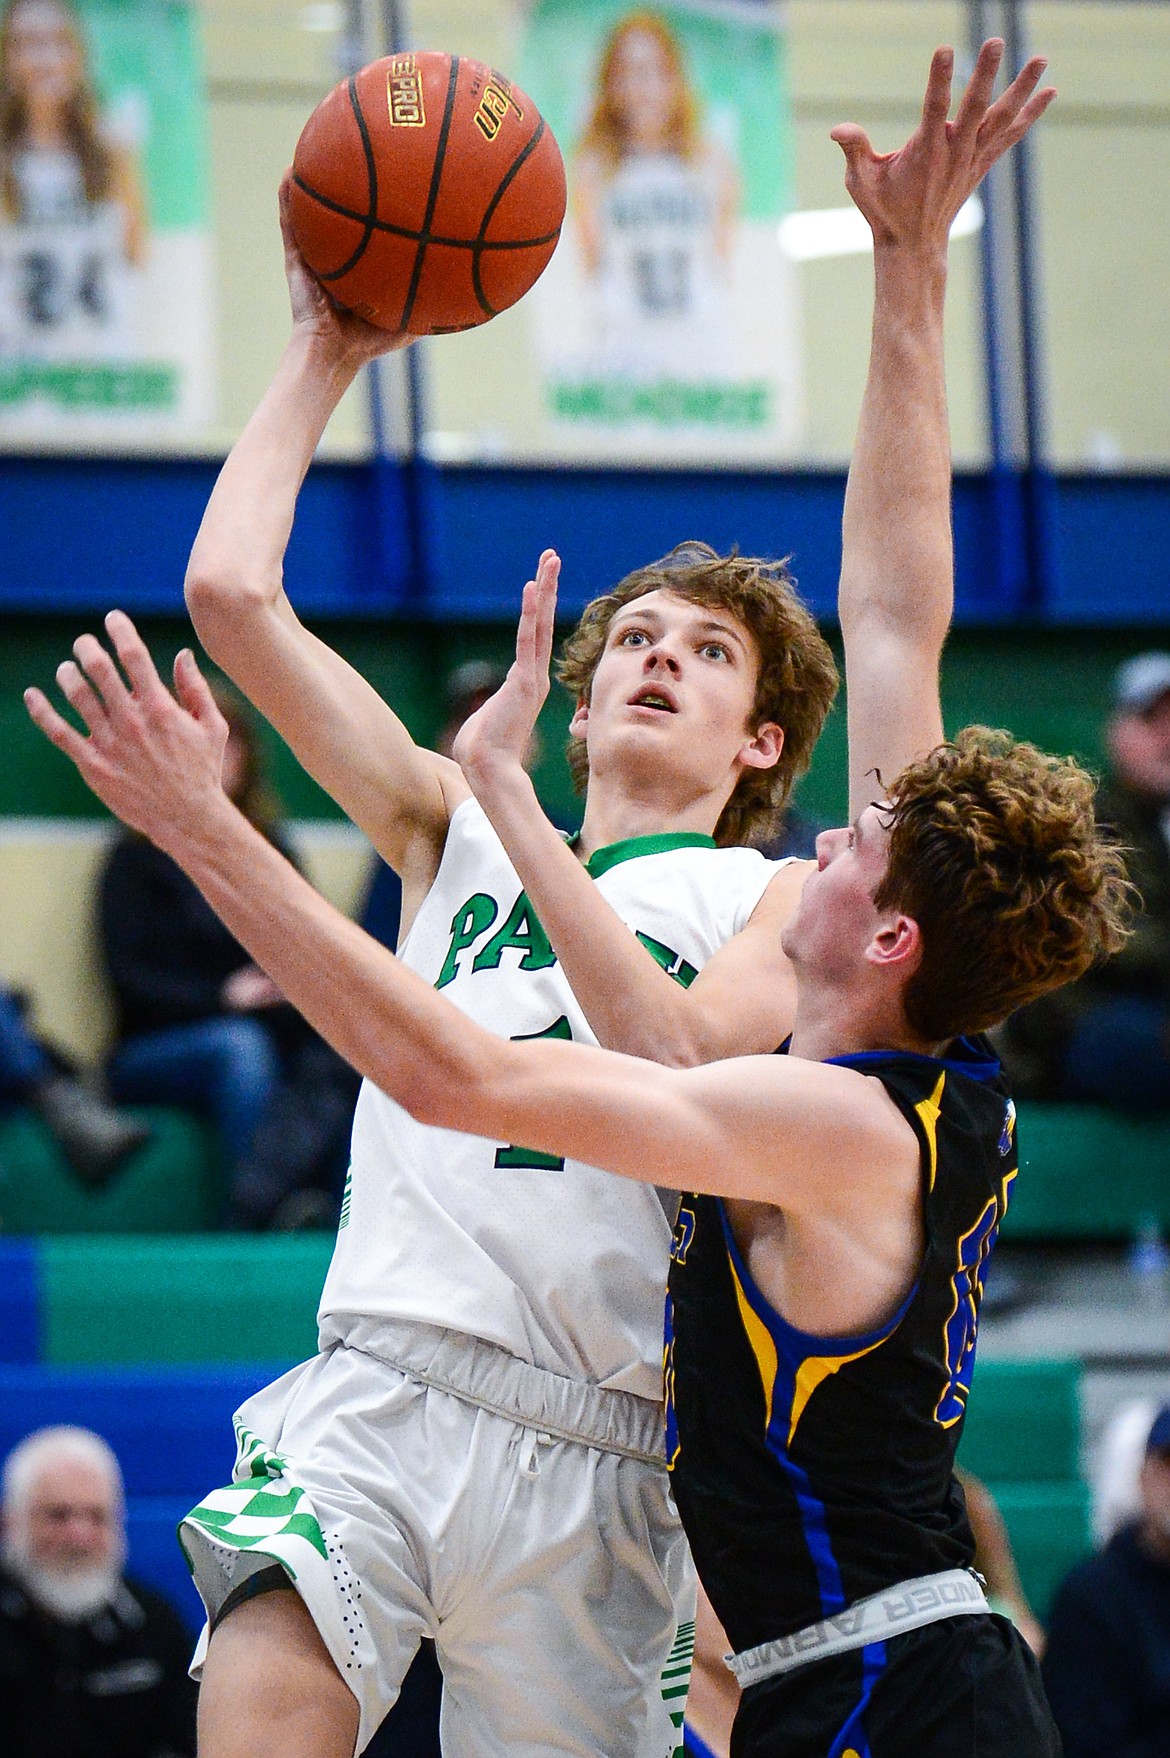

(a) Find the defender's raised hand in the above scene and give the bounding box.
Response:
[832,38,1056,249]
[24,611,233,853]
[454,547,560,789]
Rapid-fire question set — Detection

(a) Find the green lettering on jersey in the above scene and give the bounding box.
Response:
[472,891,557,975]
[436,893,498,989]
[495,1015,573,1170]
[636,931,698,988]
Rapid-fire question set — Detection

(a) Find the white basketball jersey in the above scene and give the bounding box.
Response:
[319,798,788,1400]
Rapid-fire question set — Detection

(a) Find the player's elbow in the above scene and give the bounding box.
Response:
[184,563,272,655]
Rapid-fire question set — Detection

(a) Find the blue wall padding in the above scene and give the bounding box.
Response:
[0,1240,41,1364]
[0,1363,286,1494]
[0,1364,296,1633]
[2,455,1167,624]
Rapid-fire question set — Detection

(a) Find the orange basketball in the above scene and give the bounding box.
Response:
[288,51,566,335]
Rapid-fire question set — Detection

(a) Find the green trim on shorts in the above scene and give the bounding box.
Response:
[663,1617,696,1753]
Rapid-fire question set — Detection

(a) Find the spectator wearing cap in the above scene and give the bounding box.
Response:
[997,651,1170,1106]
[0,1425,197,1758]
[1042,1403,1170,1757]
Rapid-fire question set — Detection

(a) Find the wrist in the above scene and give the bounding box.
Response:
[464,747,535,802]
[284,325,362,399]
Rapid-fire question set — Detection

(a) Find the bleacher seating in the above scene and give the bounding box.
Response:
[957,1356,1089,1617]
[0,1107,218,1234]
[1005,1102,1170,1241]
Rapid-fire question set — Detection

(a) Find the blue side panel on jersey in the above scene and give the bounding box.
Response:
[0,1239,41,1363]
[0,1363,286,1494]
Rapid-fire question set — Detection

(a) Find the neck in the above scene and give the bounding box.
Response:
[788,979,939,1065]
[574,772,727,859]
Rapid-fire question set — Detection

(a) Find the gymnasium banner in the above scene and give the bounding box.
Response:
[0,0,213,446]
[515,0,800,464]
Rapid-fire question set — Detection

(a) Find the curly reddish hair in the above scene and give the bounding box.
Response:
[557,542,838,847]
[875,726,1133,1042]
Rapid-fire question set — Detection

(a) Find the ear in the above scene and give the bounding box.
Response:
[737,720,784,773]
[569,695,589,740]
[865,914,922,975]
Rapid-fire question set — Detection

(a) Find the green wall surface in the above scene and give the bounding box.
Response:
[3,616,1157,834]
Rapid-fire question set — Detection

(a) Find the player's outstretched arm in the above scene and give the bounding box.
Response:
[24,616,906,1218]
[184,177,463,894]
[835,40,1055,819]
[455,552,801,1066]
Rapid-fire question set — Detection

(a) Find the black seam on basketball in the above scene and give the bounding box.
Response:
[302,77,379,284]
[291,176,560,252]
[471,117,553,318]
[399,54,461,332]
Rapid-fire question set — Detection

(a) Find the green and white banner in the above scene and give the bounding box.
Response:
[0,0,212,445]
[517,0,799,463]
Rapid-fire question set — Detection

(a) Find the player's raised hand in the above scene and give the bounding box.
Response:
[832,38,1056,250]
[454,548,560,789]
[24,612,233,853]
[278,172,413,368]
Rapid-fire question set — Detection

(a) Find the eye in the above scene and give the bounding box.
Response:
[699,640,730,662]
[618,628,649,648]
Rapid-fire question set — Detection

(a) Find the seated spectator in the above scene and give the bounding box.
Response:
[0,1425,196,1758]
[1043,1403,1170,1757]
[0,981,148,1186]
[98,685,359,1228]
[998,651,1170,1105]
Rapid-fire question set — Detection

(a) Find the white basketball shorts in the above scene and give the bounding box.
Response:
[180,1320,695,1756]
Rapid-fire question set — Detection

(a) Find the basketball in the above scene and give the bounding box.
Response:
[288,51,566,335]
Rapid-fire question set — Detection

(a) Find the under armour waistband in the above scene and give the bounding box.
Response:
[726,1568,991,1687]
[343,1317,667,1467]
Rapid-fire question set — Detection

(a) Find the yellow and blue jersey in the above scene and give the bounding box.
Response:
[664,1037,1017,1661]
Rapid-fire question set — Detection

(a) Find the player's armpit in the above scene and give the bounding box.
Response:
[665,862,808,1064]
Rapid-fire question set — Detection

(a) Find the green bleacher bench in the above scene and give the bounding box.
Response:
[1004,1101,1170,1241]
[958,1357,1088,1620]
[40,1235,333,1365]
[958,1357,1081,1482]
[0,1107,220,1234]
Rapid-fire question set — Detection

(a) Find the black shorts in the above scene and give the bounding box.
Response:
[731,1614,1060,1758]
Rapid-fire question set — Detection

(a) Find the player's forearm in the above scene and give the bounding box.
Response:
[158,794,712,1177]
[838,244,953,649]
[165,796,497,1121]
[185,332,359,644]
[468,761,730,1066]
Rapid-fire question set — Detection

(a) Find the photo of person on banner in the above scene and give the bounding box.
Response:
[574,9,738,380]
[0,0,145,355]
[519,0,802,460]
[0,0,212,438]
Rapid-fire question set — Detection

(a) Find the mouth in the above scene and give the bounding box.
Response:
[628,687,678,714]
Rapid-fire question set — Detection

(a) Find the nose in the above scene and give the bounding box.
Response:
[643,640,681,676]
[815,828,845,870]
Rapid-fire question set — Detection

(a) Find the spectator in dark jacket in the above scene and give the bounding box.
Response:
[0,1425,196,1758]
[998,651,1170,1106]
[99,686,358,1227]
[1043,1403,1170,1758]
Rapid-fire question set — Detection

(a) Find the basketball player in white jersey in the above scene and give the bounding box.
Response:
[26,43,1052,1758]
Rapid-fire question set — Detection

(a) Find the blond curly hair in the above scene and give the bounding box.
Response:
[557,542,838,847]
[875,727,1133,1042]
